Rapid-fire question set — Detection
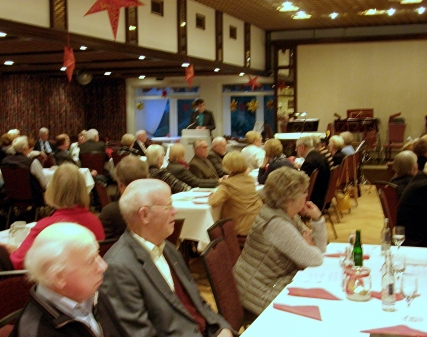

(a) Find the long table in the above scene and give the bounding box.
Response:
[42,167,94,194]
[242,243,427,337]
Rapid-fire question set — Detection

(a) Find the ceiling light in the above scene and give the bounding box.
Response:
[214,68,220,72]
[80,46,87,50]
[292,11,311,19]
[129,25,137,31]
[180,22,186,27]
[60,66,67,71]
[4,61,14,65]
[239,72,245,76]
[387,8,396,15]
[139,75,146,79]
[330,12,339,19]
[277,1,299,12]
[104,72,111,75]
[139,55,146,60]
[362,8,379,15]
[400,0,422,3]
[417,6,425,13]
[0,32,6,37]
[181,62,190,67]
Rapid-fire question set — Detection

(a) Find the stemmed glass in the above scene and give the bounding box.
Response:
[393,254,406,290]
[392,226,405,250]
[401,274,423,322]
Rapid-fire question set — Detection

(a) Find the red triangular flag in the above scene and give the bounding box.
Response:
[63,46,75,83]
[185,64,194,87]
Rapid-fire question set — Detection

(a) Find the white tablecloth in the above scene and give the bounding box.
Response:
[172,190,221,251]
[242,243,427,337]
[43,168,95,194]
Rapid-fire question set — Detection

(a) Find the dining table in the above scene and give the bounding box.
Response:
[242,242,427,337]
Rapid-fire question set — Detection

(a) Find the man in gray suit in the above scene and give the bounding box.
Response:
[189,140,220,179]
[101,179,235,337]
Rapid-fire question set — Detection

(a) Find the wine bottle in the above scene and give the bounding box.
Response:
[380,218,391,255]
[353,230,363,267]
[382,251,396,312]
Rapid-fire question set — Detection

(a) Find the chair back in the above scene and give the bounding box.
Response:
[98,238,119,257]
[94,182,111,209]
[322,166,341,209]
[207,218,241,267]
[42,155,56,168]
[166,218,185,248]
[80,153,105,173]
[338,155,350,187]
[388,123,406,143]
[374,181,398,230]
[307,169,319,201]
[111,151,129,166]
[207,221,223,241]
[0,246,13,272]
[201,238,244,331]
[1,167,32,202]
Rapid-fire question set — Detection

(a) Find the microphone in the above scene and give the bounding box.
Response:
[186,121,197,129]
[334,113,341,119]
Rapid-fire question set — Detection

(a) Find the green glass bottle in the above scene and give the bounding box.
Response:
[353,230,363,267]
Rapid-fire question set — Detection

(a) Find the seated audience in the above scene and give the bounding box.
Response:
[207,136,229,177]
[10,223,128,337]
[296,136,331,209]
[0,133,14,159]
[241,131,265,170]
[258,139,293,184]
[391,150,418,200]
[312,136,334,169]
[34,127,55,154]
[413,135,427,171]
[396,164,427,247]
[69,129,87,165]
[190,140,219,179]
[79,129,106,154]
[146,144,190,194]
[209,152,263,236]
[328,135,345,166]
[1,135,47,203]
[101,179,235,337]
[166,143,219,188]
[132,129,151,156]
[117,133,140,156]
[340,131,355,156]
[233,167,327,315]
[99,156,149,239]
[53,134,76,166]
[6,163,105,269]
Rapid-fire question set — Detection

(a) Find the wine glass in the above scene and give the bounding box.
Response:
[393,254,406,290]
[392,226,405,250]
[401,274,423,322]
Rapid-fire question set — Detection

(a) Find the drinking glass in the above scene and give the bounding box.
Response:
[392,253,406,290]
[401,274,423,322]
[392,226,405,250]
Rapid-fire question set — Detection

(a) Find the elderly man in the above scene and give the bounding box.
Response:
[296,136,331,210]
[391,150,418,200]
[79,129,106,154]
[132,129,151,156]
[189,139,219,179]
[101,179,235,337]
[99,156,148,239]
[207,137,229,177]
[10,223,128,337]
[34,127,54,154]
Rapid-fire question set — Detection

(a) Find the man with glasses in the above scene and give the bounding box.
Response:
[189,139,220,180]
[101,179,235,337]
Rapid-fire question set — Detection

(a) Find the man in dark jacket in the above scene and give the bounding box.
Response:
[188,99,216,132]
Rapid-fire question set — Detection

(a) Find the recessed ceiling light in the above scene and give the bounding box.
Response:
[4,61,14,65]
[277,1,299,12]
[139,55,146,60]
[104,72,111,76]
[129,25,137,31]
[181,62,190,67]
[292,11,311,19]
[417,6,425,13]
[139,75,146,79]
[60,66,67,71]
[80,46,88,50]
[214,68,220,72]
[0,32,6,37]
[387,8,396,15]
[330,12,339,19]
[239,72,245,76]
[180,22,186,27]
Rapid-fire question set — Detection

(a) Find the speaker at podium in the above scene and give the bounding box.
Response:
[180,129,211,162]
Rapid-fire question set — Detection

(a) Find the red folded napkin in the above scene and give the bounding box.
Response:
[273,303,322,321]
[361,325,427,336]
[287,287,341,300]
[370,291,404,301]
[324,253,370,260]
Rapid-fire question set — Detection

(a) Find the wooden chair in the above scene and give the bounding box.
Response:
[374,181,398,230]
[111,151,129,166]
[80,152,106,174]
[207,218,241,266]
[166,218,185,248]
[383,114,406,161]
[94,181,111,209]
[98,238,119,257]
[321,166,341,239]
[307,169,319,202]
[201,238,257,332]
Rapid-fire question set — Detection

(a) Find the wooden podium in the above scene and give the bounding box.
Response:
[180,129,211,162]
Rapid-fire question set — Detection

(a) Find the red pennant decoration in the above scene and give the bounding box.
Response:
[185,64,195,87]
[277,81,287,92]
[161,89,168,98]
[245,75,261,91]
[85,0,144,40]
[63,40,75,83]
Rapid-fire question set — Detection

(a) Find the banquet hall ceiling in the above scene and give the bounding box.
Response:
[0,0,426,79]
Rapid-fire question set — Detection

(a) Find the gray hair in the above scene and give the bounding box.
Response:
[264,167,309,209]
[39,127,49,135]
[393,150,417,176]
[193,139,206,150]
[12,136,29,153]
[115,156,148,186]
[340,131,353,145]
[329,135,344,150]
[296,136,313,148]
[86,129,99,140]
[135,130,147,137]
[146,144,164,167]
[121,133,135,147]
[212,137,226,147]
[25,223,97,287]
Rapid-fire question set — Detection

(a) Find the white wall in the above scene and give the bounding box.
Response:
[138,0,177,53]
[0,0,49,27]
[297,40,427,142]
[187,0,215,60]
[222,14,244,67]
[250,25,265,70]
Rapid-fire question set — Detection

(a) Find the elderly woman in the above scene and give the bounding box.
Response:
[208,152,263,236]
[391,150,418,200]
[258,139,294,184]
[146,144,190,194]
[117,133,140,156]
[233,167,327,315]
[166,143,219,188]
[340,131,355,156]
[241,131,265,170]
[8,163,105,269]
[413,135,427,171]
[328,135,345,166]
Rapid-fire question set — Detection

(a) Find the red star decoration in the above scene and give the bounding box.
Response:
[182,103,190,112]
[161,89,168,98]
[278,81,287,92]
[185,64,195,87]
[245,75,262,91]
[63,46,75,83]
[85,0,145,40]
[239,102,247,111]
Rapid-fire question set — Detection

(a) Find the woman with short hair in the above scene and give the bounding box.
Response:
[117,133,139,156]
[208,151,263,236]
[241,131,265,170]
[233,167,327,315]
[328,135,345,166]
[258,139,294,184]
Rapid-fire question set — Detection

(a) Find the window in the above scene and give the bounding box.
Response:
[151,0,164,16]
[229,26,237,39]
[196,14,205,30]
